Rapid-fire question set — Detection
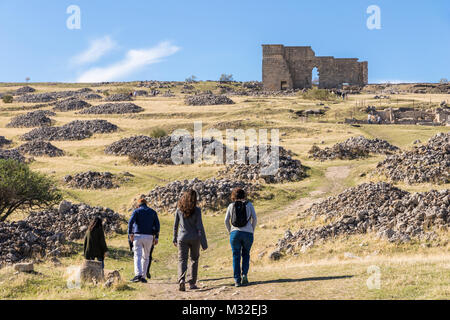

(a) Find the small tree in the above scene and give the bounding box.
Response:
[2,95,13,103]
[185,75,198,83]
[0,159,62,222]
[219,74,233,82]
[25,77,31,83]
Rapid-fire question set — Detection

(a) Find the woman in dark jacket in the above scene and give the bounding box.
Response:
[173,189,208,291]
[83,217,108,269]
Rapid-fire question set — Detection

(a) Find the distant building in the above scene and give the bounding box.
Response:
[262,45,368,90]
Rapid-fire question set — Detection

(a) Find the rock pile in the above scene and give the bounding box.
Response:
[64,171,118,189]
[15,93,56,103]
[144,178,260,213]
[0,201,125,264]
[53,98,91,112]
[0,136,12,148]
[6,110,55,128]
[375,132,449,184]
[15,86,36,95]
[0,149,25,162]
[16,141,64,157]
[78,103,144,114]
[105,135,223,165]
[274,182,449,258]
[185,94,235,106]
[104,93,133,101]
[21,120,118,141]
[309,136,399,161]
[218,146,307,183]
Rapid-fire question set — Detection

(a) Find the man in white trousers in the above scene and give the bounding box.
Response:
[128,198,160,283]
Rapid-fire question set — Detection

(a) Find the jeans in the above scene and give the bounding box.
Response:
[133,234,154,277]
[178,239,200,285]
[230,231,254,283]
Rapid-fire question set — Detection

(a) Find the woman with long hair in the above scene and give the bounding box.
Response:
[173,189,208,291]
[83,216,108,269]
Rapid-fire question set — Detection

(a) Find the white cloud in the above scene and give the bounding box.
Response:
[72,36,117,66]
[76,41,180,82]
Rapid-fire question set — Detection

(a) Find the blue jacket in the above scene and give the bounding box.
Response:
[128,204,160,236]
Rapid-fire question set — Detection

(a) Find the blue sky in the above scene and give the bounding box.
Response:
[0,0,448,83]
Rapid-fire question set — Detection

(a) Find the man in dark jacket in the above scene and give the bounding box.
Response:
[128,198,160,283]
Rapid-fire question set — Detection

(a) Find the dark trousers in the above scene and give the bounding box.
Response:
[129,240,154,276]
[230,231,254,283]
[177,239,200,285]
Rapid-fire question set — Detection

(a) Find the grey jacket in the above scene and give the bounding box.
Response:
[225,201,257,234]
[173,207,208,250]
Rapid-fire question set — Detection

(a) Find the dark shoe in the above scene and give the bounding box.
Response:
[179,281,186,292]
[146,272,151,279]
[189,284,199,290]
[130,275,141,283]
[242,275,249,285]
[235,281,241,287]
[139,276,148,283]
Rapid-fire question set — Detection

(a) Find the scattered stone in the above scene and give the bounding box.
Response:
[53,98,91,112]
[275,182,449,256]
[144,177,260,213]
[104,270,121,288]
[375,132,449,184]
[6,110,55,128]
[16,141,64,157]
[309,136,399,161]
[80,260,104,284]
[13,263,34,273]
[15,86,36,95]
[185,94,235,106]
[15,93,56,103]
[78,103,143,114]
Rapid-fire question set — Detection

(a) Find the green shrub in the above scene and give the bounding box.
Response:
[0,159,62,222]
[2,95,13,103]
[301,88,337,101]
[150,128,167,138]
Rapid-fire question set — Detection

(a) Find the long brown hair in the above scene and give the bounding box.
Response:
[88,216,103,232]
[231,188,246,202]
[178,189,197,218]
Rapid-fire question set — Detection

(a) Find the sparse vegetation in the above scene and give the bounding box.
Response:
[301,88,337,101]
[150,127,167,138]
[219,73,234,82]
[2,95,13,103]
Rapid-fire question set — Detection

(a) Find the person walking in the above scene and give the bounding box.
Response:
[225,188,257,287]
[83,217,108,269]
[173,189,208,292]
[128,198,160,283]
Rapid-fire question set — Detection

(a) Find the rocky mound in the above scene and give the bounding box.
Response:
[106,135,223,165]
[309,136,399,161]
[104,93,133,101]
[78,103,143,114]
[144,178,260,213]
[16,141,64,157]
[21,120,117,141]
[0,201,125,264]
[80,93,103,100]
[6,110,55,128]
[15,93,56,103]
[218,146,307,183]
[63,171,118,189]
[0,149,25,162]
[375,132,449,184]
[185,94,235,106]
[53,98,91,111]
[273,183,449,259]
[15,86,36,95]
[0,136,12,148]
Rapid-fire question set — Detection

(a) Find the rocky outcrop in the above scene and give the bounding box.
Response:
[6,110,55,128]
[53,98,91,112]
[78,103,143,114]
[16,141,64,157]
[0,136,12,148]
[0,149,25,162]
[63,171,122,189]
[185,94,235,106]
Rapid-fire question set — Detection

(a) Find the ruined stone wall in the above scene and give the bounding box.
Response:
[262,45,368,90]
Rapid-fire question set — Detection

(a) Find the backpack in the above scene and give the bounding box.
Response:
[231,201,249,228]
